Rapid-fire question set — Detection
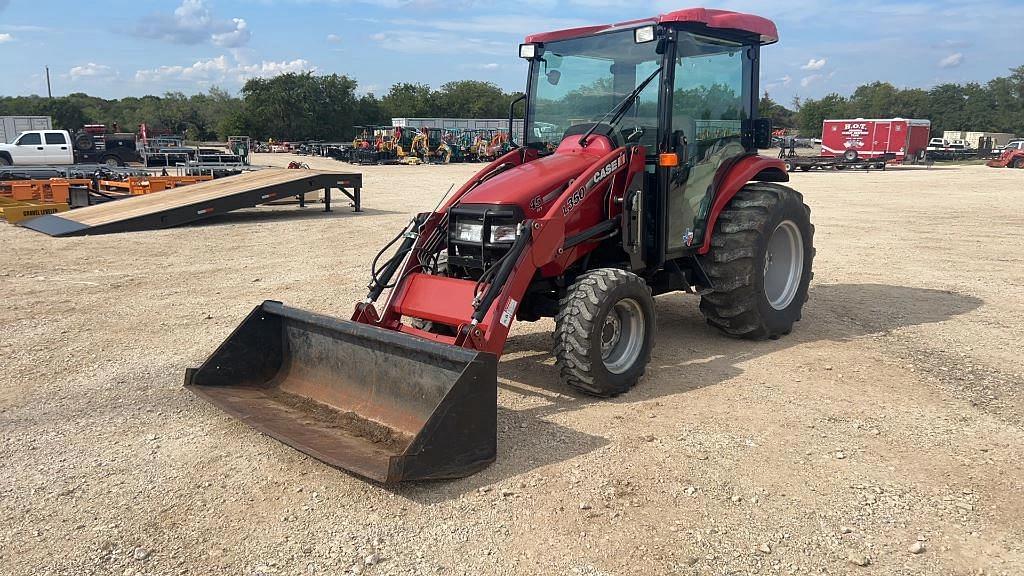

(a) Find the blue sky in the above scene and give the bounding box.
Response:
[1,0,1021,105]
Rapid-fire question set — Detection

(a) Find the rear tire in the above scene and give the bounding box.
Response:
[102,155,123,167]
[554,269,655,397]
[699,183,815,339]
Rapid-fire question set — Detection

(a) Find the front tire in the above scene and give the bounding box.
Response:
[0,156,10,166]
[1012,158,1024,169]
[554,269,656,397]
[699,183,815,339]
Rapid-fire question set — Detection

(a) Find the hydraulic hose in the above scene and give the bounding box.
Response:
[367,217,421,301]
[471,224,532,324]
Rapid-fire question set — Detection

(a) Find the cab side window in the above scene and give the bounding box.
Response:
[666,32,751,251]
[17,133,42,146]
[45,132,68,145]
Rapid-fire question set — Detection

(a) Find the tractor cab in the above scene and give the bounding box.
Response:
[517,10,779,266]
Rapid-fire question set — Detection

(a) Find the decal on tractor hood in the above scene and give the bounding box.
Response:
[562,153,626,216]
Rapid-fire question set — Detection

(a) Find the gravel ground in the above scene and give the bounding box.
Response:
[2,154,1022,576]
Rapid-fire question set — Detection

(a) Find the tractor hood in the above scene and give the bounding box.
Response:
[457,138,614,213]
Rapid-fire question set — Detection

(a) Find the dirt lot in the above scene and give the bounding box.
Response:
[2,154,1022,576]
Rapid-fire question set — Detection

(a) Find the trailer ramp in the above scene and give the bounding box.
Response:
[20,168,361,237]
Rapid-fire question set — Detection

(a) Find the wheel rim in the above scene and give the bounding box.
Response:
[763,220,804,311]
[600,298,645,374]
[105,158,119,167]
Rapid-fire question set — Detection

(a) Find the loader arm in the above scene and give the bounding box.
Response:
[355,138,639,358]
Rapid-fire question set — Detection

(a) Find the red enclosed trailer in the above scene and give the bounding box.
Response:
[821,118,931,163]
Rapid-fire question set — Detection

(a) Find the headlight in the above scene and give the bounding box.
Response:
[489,224,518,243]
[452,221,483,243]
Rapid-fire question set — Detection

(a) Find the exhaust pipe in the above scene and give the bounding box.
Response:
[185,301,497,483]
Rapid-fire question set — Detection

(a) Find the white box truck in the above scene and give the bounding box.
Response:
[0,116,54,144]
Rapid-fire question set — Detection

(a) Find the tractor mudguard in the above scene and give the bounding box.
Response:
[697,155,789,255]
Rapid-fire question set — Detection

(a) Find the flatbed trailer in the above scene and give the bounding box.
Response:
[781,152,896,172]
[20,168,362,237]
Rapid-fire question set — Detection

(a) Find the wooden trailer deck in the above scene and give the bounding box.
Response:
[20,168,361,237]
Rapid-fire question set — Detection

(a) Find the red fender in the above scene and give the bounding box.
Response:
[697,155,788,254]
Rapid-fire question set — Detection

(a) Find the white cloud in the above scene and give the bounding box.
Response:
[135,55,315,84]
[801,74,823,88]
[801,58,827,71]
[371,30,505,56]
[326,33,342,43]
[137,0,250,47]
[0,33,11,43]
[479,63,499,70]
[764,75,792,91]
[938,52,963,68]
[69,62,116,80]
[211,18,250,48]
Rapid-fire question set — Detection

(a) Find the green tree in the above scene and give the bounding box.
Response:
[759,92,796,129]
[380,83,436,119]
[795,93,850,137]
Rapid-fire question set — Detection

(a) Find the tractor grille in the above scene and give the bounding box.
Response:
[447,205,522,272]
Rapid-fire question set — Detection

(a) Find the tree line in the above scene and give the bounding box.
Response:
[2,65,1021,141]
[0,73,523,141]
[761,65,1024,138]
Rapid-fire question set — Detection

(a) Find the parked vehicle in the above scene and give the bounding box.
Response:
[821,118,931,163]
[926,138,976,161]
[987,147,1024,168]
[187,8,814,483]
[0,130,74,166]
[991,139,1024,156]
[0,129,142,167]
[1,116,53,144]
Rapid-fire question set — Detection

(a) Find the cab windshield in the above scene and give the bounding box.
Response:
[526,29,661,151]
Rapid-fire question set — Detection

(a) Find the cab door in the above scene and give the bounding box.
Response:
[13,132,47,164]
[43,131,72,164]
[663,31,753,255]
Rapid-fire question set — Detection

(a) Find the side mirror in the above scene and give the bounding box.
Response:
[750,118,773,149]
[546,70,561,86]
[507,93,527,148]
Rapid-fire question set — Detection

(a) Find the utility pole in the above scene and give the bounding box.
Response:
[46,65,52,98]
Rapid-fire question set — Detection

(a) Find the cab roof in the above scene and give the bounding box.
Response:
[524,8,778,45]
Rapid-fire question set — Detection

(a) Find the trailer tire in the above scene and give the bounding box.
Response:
[101,155,123,167]
[554,268,655,397]
[843,149,859,162]
[699,183,814,340]
[783,160,794,172]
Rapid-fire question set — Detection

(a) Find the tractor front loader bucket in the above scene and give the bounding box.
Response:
[184,300,497,484]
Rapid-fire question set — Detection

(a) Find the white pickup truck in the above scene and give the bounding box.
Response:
[0,130,75,166]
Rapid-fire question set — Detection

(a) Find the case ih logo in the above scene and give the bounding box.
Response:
[562,154,626,216]
[842,122,868,149]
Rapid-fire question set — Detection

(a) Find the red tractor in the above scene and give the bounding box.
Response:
[987,148,1024,169]
[187,8,815,484]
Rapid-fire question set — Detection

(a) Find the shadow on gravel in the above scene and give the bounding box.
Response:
[190,205,400,227]
[393,283,982,502]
